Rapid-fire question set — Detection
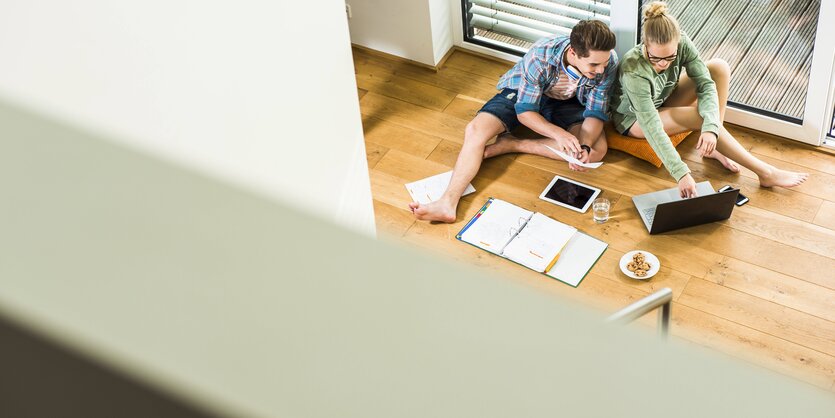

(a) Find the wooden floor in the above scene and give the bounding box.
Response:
[354,47,835,392]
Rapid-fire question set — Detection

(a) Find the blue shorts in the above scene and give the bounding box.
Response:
[478,88,587,133]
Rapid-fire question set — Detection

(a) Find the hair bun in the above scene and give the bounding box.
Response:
[643,1,669,20]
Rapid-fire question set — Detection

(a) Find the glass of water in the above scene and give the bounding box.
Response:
[593,198,610,223]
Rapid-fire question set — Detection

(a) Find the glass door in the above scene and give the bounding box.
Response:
[632,0,835,145]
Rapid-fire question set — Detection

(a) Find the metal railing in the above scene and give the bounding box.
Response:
[607,288,673,339]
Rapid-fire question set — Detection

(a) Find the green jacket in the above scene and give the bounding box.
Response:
[611,33,720,181]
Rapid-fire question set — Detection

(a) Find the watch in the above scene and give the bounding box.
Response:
[580,144,592,154]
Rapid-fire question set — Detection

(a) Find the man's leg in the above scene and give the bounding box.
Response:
[664,58,739,172]
[482,122,607,162]
[410,112,505,222]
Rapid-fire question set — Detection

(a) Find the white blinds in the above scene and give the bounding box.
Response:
[467,0,611,47]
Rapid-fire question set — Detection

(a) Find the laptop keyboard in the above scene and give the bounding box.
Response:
[642,207,657,225]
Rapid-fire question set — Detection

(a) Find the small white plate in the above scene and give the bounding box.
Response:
[619,250,661,280]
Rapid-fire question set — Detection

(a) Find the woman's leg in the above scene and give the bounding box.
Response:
[663,58,738,171]
[628,106,808,188]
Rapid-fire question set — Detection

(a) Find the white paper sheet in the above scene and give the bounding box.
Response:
[458,199,533,255]
[405,171,476,204]
[546,232,608,287]
[502,213,577,272]
[543,144,603,169]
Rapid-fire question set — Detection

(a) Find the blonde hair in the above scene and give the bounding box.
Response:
[642,1,680,45]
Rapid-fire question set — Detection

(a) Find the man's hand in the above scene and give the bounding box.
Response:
[553,131,582,155]
[569,149,589,172]
[696,132,717,157]
[678,173,698,198]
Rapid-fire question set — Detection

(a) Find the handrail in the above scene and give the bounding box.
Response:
[607,288,673,339]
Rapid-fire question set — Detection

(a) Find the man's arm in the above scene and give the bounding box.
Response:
[577,116,604,149]
[517,111,582,155]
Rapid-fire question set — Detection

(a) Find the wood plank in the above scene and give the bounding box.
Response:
[748,0,818,115]
[813,200,835,231]
[671,303,835,389]
[364,141,388,169]
[710,0,781,70]
[361,115,443,160]
[372,199,415,239]
[753,154,835,203]
[426,142,725,279]
[359,92,467,144]
[692,0,746,58]
[356,42,835,390]
[727,126,835,177]
[671,215,835,290]
[729,0,810,103]
[374,148,454,185]
[723,204,835,260]
[676,0,720,39]
[369,169,415,210]
[679,278,835,358]
[355,58,458,111]
[596,248,692,301]
[607,139,824,223]
[354,48,500,102]
[402,215,660,325]
[705,257,835,322]
[358,88,367,100]
[443,50,514,80]
[426,139,466,168]
[443,94,486,121]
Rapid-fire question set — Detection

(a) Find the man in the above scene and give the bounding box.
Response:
[410,20,618,223]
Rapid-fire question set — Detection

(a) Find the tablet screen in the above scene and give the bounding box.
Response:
[543,179,597,210]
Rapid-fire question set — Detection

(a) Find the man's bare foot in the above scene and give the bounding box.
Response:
[759,167,809,188]
[409,199,457,223]
[483,133,516,159]
[705,150,740,173]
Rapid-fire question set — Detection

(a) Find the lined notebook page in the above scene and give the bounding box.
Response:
[459,199,533,255]
[502,213,577,272]
[546,232,608,286]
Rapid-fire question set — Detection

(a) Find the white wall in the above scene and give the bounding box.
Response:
[348,0,453,66]
[429,0,455,64]
[0,0,375,235]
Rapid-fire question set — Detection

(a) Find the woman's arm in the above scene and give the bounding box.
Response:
[622,74,691,181]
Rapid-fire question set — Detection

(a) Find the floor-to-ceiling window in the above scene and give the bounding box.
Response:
[458,0,835,146]
[639,0,820,124]
[461,0,611,56]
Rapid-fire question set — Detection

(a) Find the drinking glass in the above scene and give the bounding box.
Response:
[593,198,610,223]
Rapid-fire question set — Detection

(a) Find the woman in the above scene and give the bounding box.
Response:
[611,1,808,198]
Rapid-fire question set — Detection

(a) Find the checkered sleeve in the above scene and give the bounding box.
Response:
[583,51,619,121]
[513,53,548,114]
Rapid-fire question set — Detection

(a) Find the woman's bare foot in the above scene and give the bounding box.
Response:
[705,150,740,173]
[758,167,809,188]
[483,133,516,159]
[409,199,457,223]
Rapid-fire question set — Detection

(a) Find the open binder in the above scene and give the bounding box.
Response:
[456,198,607,287]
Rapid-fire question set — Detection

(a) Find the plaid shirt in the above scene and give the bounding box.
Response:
[497,35,618,121]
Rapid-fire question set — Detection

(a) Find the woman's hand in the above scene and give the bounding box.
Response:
[696,131,717,157]
[678,173,697,198]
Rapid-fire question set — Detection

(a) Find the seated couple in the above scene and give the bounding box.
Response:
[410,1,808,223]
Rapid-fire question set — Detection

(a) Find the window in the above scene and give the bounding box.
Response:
[462,0,611,55]
[639,0,822,123]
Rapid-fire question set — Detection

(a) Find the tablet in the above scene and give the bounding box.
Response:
[539,176,601,213]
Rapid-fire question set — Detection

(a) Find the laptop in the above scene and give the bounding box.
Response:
[632,181,739,234]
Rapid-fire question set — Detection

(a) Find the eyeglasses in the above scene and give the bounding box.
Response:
[644,46,677,64]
